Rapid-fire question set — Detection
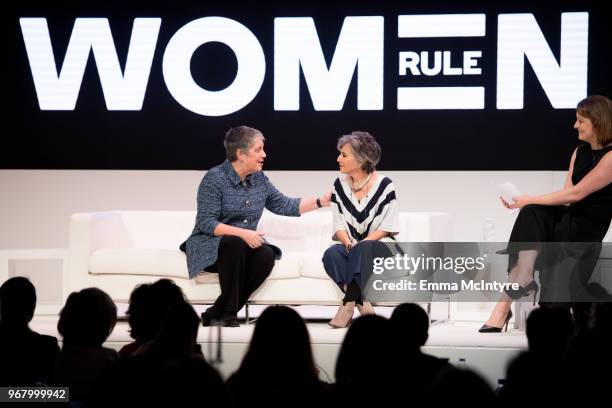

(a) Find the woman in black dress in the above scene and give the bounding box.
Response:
[480,95,612,332]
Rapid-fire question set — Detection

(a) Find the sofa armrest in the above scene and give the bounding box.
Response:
[67,213,96,295]
[68,211,138,292]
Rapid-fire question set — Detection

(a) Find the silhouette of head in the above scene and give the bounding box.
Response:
[58,287,117,347]
[152,300,201,358]
[526,306,573,359]
[126,279,186,342]
[240,306,316,379]
[0,276,37,325]
[390,303,429,349]
[336,315,392,385]
[126,283,152,341]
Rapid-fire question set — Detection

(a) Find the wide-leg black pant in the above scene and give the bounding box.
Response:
[206,236,275,319]
[507,204,607,309]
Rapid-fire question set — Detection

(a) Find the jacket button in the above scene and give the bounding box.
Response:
[243,219,248,223]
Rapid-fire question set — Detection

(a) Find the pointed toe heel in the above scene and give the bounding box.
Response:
[479,309,513,333]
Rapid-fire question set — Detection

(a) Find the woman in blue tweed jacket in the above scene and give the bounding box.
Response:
[182,126,331,327]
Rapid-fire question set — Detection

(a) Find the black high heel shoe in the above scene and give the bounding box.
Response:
[479,309,513,333]
[505,280,539,305]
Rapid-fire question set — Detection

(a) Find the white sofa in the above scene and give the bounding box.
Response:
[67,210,452,305]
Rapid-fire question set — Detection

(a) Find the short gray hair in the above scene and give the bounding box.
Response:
[224,126,265,161]
[337,131,381,173]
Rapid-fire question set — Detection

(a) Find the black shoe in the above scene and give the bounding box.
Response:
[223,318,240,328]
[479,309,513,333]
[201,311,224,327]
[505,280,539,305]
[201,311,214,327]
[202,313,240,327]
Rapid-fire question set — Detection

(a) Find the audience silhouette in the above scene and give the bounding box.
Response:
[0,276,59,386]
[227,305,332,408]
[51,287,119,404]
[2,274,611,407]
[91,293,229,407]
[335,315,399,405]
[563,302,612,403]
[501,306,574,404]
[389,303,454,397]
[119,279,186,358]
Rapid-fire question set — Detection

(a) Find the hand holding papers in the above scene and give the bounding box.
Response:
[497,182,520,214]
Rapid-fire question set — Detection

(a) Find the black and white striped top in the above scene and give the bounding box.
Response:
[330,174,400,243]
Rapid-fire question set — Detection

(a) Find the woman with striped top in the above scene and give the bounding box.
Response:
[323,131,400,328]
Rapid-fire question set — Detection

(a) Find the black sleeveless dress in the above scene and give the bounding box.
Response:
[506,144,612,301]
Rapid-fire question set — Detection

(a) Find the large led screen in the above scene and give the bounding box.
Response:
[8,1,611,170]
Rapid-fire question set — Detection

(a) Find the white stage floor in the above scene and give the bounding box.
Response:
[30,304,527,388]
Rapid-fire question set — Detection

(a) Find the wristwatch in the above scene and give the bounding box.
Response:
[316,197,322,208]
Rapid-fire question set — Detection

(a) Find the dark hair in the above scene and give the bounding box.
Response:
[390,303,429,348]
[127,279,186,342]
[58,287,117,347]
[577,95,612,146]
[0,276,37,325]
[337,131,381,173]
[224,126,265,161]
[335,315,393,384]
[237,306,317,379]
[526,306,573,358]
[151,300,201,358]
[126,283,152,341]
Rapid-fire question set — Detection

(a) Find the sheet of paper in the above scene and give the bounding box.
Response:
[497,182,520,214]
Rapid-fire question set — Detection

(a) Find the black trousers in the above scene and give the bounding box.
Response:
[507,204,607,314]
[206,236,275,319]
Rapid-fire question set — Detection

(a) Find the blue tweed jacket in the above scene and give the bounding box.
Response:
[183,160,301,278]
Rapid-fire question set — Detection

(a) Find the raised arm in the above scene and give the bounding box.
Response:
[264,175,301,216]
[299,191,332,214]
[264,174,331,215]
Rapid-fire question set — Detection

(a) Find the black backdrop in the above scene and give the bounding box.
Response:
[8,0,612,170]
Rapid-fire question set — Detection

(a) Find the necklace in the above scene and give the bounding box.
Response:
[351,173,371,192]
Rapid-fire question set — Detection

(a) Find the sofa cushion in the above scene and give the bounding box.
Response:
[89,249,303,280]
[89,249,189,278]
[91,211,196,251]
[301,253,333,280]
[267,252,302,280]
